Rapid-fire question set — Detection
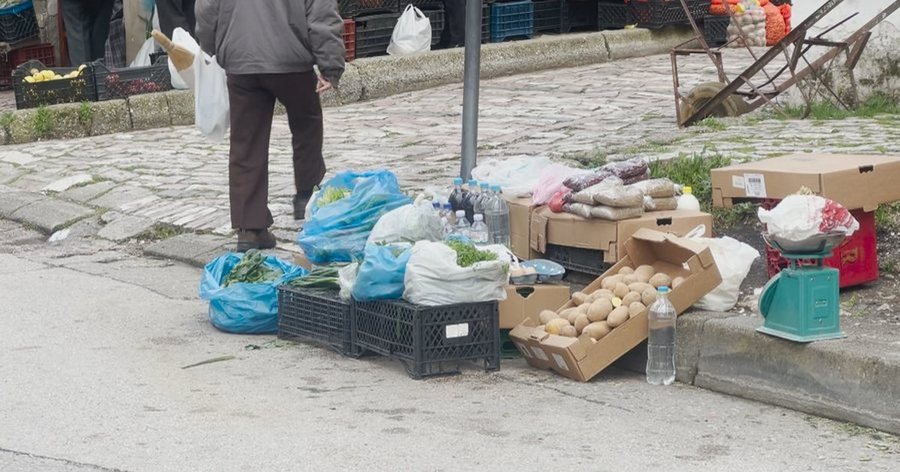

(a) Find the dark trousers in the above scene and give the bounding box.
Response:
[156,0,197,38]
[226,72,326,230]
[60,0,115,65]
[440,0,467,48]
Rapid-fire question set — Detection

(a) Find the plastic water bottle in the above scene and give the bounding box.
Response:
[470,214,489,244]
[440,216,454,239]
[646,286,676,386]
[463,179,480,223]
[677,186,701,211]
[452,210,471,238]
[442,202,453,220]
[474,183,492,217]
[432,200,441,215]
[449,178,466,212]
[485,185,510,246]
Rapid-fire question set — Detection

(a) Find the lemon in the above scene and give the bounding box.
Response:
[41,70,54,80]
[24,76,35,84]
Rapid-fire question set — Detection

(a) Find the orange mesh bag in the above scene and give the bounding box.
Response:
[763,1,786,45]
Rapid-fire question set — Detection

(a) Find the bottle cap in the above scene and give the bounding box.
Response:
[481,182,489,189]
[453,177,463,185]
[657,286,670,294]
[456,210,465,217]
[474,214,483,221]
[468,179,477,186]
[683,186,693,195]
[491,185,501,192]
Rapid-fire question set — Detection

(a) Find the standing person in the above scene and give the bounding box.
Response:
[195,0,345,252]
[60,0,116,65]
[438,0,466,48]
[157,0,196,39]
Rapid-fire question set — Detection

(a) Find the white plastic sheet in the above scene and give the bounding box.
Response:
[403,241,509,306]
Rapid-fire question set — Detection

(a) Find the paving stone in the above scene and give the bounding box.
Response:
[42,174,94,193]
[144,233,232,266]
[97,214,155,241]
[61,180,117,203]
[0,191,44,218]
[89,185,156,209]
[9,198,95,233]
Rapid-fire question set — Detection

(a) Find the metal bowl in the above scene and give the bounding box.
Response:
[763,232,847,255]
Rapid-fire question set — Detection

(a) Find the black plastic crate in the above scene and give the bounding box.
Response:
[0,2,38,44]
[627,0,703,30]
[490,0,534,43]
[355,12,400,58]
[532,0,562,34]
[500,329,520,359]
[561,0,598,33]
[482,3,491,43]
[277,286,359,356]
[421,8,444,46]
[94,58,172,101]
[13,60,98,109]
[354,300,500,379]
[399,0,443,10]
[340,0,399,18]
[597,1,633,30]
[702,15,729,47]
[544,243,610,276]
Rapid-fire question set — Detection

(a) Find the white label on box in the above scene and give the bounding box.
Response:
[732,175,745,189]
[552,353,570,372]
[445,323,470,339]
[531,347,549,361]
[743,173,767,198]
[515,343,532,358]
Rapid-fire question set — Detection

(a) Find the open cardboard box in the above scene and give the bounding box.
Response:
[506,197,540,261]
[510,228,722,382]
[499,284,571,329]
[711,153,900,211]
[530,208,713,264]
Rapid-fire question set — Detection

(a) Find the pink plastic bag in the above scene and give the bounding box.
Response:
[532,164,585,205]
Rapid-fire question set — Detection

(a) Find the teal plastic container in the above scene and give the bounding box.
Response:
[758,265,845,343]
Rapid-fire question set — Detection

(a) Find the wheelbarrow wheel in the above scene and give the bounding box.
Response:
[680,82,751,124]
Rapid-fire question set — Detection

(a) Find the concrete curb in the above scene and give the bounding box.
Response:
[618,311,900,435]
[1,27,694,146]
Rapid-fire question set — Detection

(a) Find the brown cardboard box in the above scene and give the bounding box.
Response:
[711,153,900,212]
[529,208,713,264]
[507,197,540,261]
[499,284,572,329]
[510,228,722,382]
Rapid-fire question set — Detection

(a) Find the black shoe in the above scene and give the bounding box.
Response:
[236,229,277,252]
[293,191,314,220]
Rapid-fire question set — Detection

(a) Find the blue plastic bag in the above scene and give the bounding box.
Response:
[297,170,411,264]
[352,244,412,301]
[198,253,306,334]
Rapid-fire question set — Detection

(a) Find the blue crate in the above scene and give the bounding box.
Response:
[490,1,534,43]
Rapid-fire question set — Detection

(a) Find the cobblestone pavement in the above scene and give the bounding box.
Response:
[1,49,897,241]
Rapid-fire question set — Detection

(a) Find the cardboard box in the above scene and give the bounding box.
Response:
[507,197,540,261]
[711,153,900,212]
[510,228,722,382]
[499,284,572,329]
[530,208,713,264]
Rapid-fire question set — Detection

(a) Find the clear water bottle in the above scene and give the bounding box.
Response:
[647,286,676,386]
[452,210,471,239]
[470,214,489,244]
[440,216,454,239]
[442,202,453,220]
[449,178,466,212]
[474,182,491,216]
[463,179,480,224]
[484,185,510,246]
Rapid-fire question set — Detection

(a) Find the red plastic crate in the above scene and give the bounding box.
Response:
[343,18,356,62]
[764,203,878,289]
[1,42,55,90]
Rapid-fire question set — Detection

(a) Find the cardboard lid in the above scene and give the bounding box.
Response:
[715,153,900,174]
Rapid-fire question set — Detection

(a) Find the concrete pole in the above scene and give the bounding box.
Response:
[459,0,482,180]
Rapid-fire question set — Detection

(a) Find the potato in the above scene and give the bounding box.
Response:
[613,282,629,299]
[628,301,646,318]
[649,273,672,289]
[607,307,630,328]
[561,325,578,338]
[672,276,685,288]
[583,321,611,340]
[572,292,589,306]
[634,265,654,283]
[628,282,653,294]
[621,291,642,306]
[642,287,658,306]
[592,289,615,300]
[545,318,571,335]
[601,275,624,290]
[618,266,635,275]
[539,310,560,325]
[587,298,613,322]
[575,314,590,333]
[622,274,638,285]
[567,308,583,324]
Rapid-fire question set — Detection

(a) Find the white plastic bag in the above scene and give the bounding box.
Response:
[687,225,759,312]
[169,27,197,90]
[386,5,432,56]
[130,37,157,67]
[471,156,554,198]
[403,241,509,306]
[338,262,360,301]
[194,52,229,141]
[367,195,443,246]
[757,195,859,242]
[532,164,584,205]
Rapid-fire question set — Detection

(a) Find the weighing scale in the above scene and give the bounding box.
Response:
[758,232,847,343]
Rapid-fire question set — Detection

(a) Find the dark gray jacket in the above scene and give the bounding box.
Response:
[195,0,345,85]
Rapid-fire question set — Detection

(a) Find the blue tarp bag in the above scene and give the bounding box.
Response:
[352,243,412,301]
[297,170,411,265]
[198,253,306,334]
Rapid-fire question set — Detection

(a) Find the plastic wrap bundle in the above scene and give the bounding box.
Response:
[727,1,767,47]
[563,158,650,192]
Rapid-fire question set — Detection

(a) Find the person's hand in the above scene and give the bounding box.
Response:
[316,76,332,94]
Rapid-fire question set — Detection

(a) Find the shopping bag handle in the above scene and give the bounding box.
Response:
[684,224,707,239]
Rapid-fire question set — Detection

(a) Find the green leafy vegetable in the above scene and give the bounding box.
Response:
[317,187,351,206]
[222,250,283,287]
[286,266,340,290]
[445,241,498,268]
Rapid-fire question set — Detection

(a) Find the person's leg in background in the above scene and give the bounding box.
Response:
[264,72,326,220]
[88,0,115,61]
[157,0,198,38]
[226,74,278,251]
[60,0,92,65]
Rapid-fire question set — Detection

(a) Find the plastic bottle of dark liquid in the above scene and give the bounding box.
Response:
[463,179,480,224]
[449,178,466,212]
